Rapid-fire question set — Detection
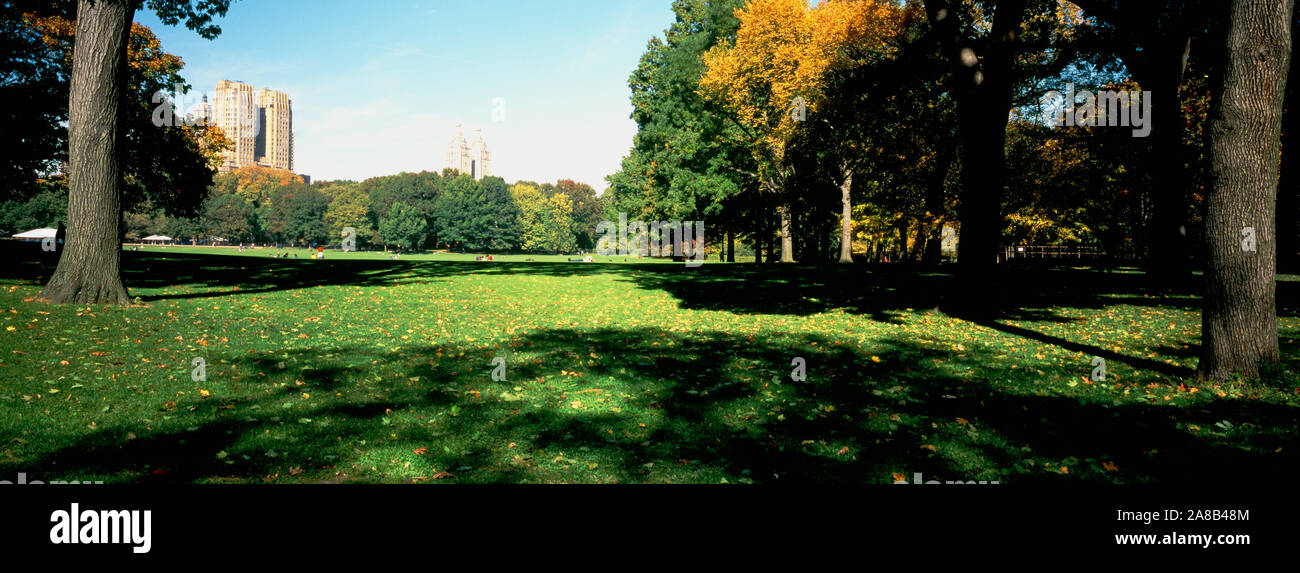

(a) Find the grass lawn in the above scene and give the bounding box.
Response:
[1,242,1297,484]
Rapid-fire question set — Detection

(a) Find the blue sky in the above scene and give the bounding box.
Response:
[137,0,676,192]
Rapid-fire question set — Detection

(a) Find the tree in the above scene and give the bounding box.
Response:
[269,185,329,246]
[1068,0,1213,284]
[513,182,578,253]
[788,0,920,263]
[924,0,1030,274]
[434,175,520,252]
[0,3,69,202]
[39,0,231,304]
[362,171,442,248]
[698,0,907,263]
[547,179,602,250]
[201,189,255,243]
[0,177,68,235]
[1199,0,1292,380]
[324,184,372,248]
[606,0,751,261]
[379,202,428,252]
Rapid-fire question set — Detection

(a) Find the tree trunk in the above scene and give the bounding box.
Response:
[1200,0,1291,381]
[765,209,778,263]
[1143,46,1196,286]
[926,0,1027,314]
[726,229,735,262]
[838,166,854,263]
[40,0,133,305]
[778,202,794,263]
[928,0,1024,270]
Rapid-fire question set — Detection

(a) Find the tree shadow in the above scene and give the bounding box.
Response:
[8,325,1297,484]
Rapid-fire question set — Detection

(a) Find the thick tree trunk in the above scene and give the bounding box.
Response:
[838,166,854,264]
[726,229,735,262]
[927,0,1027,313]
[928,0,1024,270]
[1200,0,1291,380]
[39,0,133,305]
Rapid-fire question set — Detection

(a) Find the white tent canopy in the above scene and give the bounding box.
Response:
[141,235,173,242]
[11,227,56,239]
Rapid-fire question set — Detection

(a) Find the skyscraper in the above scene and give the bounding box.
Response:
[213,81,294,173]
[443,123,491,180]
[256,88,293,171]
[213,80,256,172]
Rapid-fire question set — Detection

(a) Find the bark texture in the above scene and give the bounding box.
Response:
[1200,0,1292,380]
[839,165,854,264]
[39,0,133,305]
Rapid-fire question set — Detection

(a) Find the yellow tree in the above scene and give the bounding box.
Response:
[699,0,908,263]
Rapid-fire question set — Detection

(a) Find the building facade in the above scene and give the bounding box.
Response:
[256,88,293,171]
[214,80,257,172]
[214,81,294,173]
[186,94,212,127]
[443,123,491,180]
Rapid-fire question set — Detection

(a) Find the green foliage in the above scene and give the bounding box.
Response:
[434,175,520,252]
[0,178,68,234]
[606,0,751,232]
[513,183,578,253]
[270,185,330,246]
[379,202,428,251]
[201,190,256,243]
[543,180,603,250]
[325,185,373,248]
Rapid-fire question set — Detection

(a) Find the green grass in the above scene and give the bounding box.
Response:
[126,244,704,264]
[1,242,1297,484]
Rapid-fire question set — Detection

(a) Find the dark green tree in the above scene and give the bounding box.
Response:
[379,202,428,252]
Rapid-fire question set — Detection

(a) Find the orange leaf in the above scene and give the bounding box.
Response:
[920,444,937,451]
[430,470,454,480]
[836,446,850,456]
[413,447,428,455]
[1102,461,1119,472]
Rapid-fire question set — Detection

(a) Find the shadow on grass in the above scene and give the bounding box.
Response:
[7,325,1298,485]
